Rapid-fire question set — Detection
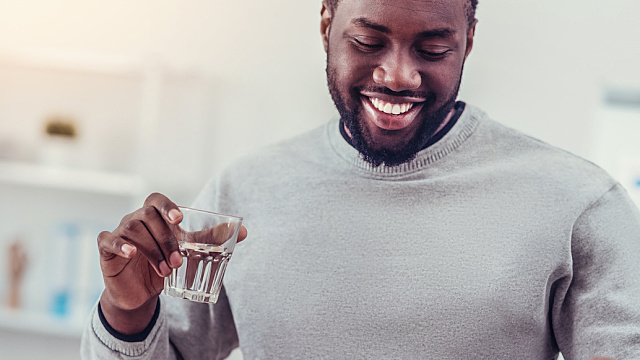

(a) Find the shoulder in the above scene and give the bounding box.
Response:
[467,106,618,200]
[192,122,333,212]
[218,121,332,183]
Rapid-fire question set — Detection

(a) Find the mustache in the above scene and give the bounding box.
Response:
[356,85,432,100]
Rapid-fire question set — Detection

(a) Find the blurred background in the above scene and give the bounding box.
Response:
[0,1,639,359]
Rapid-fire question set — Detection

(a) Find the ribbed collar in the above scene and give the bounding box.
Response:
[327,103,484,177]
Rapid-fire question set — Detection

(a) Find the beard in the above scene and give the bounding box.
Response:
[326,64,462,167]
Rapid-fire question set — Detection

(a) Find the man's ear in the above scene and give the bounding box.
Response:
[464,19,478,60]
[320,1,332,53]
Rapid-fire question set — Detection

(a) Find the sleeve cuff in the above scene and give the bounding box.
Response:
[89,297,167,357]
[97,299,161,343]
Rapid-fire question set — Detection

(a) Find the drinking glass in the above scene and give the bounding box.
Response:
[163,207,243,303]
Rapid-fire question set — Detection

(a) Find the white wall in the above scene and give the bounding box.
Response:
[460,0,640,158]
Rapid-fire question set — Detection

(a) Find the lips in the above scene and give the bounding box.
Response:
[360,91,426,131]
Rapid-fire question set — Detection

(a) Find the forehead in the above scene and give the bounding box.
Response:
[334,0,467,31]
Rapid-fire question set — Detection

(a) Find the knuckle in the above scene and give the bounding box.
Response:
[97,231,113,252]
[122,219,142,235]
[141,205,157,218]
[109,237,122,252]
[159,201,176,217]
[160,236,177,250]
[97,231,111,244]
[147,246,164,263]
[144,192,163,206]
[96,232,118,258]
[118,212,133,227]
[145,192,165,205]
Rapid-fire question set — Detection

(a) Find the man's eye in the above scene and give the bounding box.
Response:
[353,38,383,51]
[418,49,451,60]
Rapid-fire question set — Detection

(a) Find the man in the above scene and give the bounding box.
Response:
[82,0,640,359]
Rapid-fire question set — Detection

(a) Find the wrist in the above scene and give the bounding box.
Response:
[99,292,159,335]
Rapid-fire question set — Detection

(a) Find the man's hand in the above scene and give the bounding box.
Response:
[98,193,183,334]
[96,193,247,334]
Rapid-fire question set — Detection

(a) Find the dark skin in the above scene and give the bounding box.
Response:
[98,193,247,334]
[97,1,615,357]
[322,0,475,162]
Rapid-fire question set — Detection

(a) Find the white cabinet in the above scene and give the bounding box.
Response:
[0,165,146,335]
[0,49,212,340]
[0,165,139,360]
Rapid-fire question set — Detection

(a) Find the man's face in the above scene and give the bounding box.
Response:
[322,0,475,166]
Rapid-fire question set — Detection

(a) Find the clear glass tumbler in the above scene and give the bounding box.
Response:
[163,207,243,303]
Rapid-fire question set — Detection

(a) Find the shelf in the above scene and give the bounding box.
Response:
[0,48,146,78]
[0,160,145,197]
[0,308,85,338]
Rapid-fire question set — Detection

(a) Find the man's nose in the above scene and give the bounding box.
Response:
[372,51,421,92]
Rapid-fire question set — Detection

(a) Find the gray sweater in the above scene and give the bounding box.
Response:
[82,104,640,359]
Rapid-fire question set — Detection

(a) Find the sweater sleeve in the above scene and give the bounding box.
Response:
[81,288,239,359]
[80,297,175,359]
[553,183,640,359]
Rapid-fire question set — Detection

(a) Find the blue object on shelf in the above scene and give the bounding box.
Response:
[49,222,79,318]
[51,291,70,316]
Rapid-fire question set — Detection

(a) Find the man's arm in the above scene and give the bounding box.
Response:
[552,184,640,359]
[81,192,244,359]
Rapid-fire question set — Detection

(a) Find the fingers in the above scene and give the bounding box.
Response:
[101,192,184,278]
[136,205,182,268]
[100,227,168,278]
[144,193,183,225]
[98,231,137,259]
[97,231,139,277]
[238,226,248,242]
[190,223,248,245]
[116,209,181,276]
[115,193,184,270]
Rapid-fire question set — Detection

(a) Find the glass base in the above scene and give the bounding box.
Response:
[164,286,221,304]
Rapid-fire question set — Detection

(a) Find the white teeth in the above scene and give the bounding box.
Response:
[370,97,414,115]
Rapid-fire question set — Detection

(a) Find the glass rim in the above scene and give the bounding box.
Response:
[178,206,243,221]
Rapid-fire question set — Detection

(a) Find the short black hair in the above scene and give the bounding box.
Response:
[326,0,478,29]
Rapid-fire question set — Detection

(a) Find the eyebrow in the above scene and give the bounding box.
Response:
[352,18,391,33]
[351,17,456,39]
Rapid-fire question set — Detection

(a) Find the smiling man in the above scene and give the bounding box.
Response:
[325,0,475,166]
[82,1,640,359]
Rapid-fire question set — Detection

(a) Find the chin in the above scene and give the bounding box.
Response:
[346,98,456,167]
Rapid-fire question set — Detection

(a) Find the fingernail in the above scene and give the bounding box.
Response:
[169,251,183,268]
[168,209,181,222]
[159,261,171,277]
[121,244,135,257]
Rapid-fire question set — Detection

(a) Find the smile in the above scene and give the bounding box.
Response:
[369,97,414,115]
[359,92,426,131]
